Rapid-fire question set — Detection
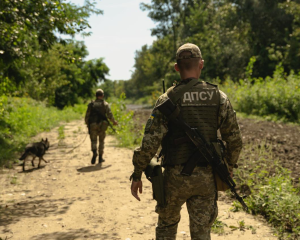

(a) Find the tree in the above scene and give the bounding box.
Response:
[0,0,102,85]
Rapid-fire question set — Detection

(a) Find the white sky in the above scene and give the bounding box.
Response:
[68,0,156,80]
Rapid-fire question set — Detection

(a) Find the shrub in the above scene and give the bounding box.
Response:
[220,64,300,123]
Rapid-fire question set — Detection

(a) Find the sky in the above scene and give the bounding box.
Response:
[68,0,156,80]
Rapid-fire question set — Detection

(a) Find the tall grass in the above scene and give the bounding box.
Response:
[0,96,85,166]
[108,93,144,148]
[232,142,300,239]
[220,64,300,123]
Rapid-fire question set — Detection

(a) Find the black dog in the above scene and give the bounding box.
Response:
[19,138,50,171]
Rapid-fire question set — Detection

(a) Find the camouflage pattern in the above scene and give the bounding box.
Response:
[176,43,202,60]
[85,99,114,125]
[132,80,242,239]
[156,165,217,240]
[85,99,115,154]
[89,122,106,155]
[132,86,242,178]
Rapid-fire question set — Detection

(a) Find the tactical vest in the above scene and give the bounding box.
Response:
[89,100,107,124]
[161,80,220,166]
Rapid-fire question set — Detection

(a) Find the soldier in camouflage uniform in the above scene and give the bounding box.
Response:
[130,43,243,240]
[85,89,118,164]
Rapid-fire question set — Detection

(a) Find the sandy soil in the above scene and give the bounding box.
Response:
[0,119,277,240]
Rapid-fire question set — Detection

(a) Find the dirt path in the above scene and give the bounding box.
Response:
[0,119,277,240]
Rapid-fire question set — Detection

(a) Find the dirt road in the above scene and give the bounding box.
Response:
[0,119,277,240]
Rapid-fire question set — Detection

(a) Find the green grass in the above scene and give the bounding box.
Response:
[231,141,300,239]
[58,126,65,140]
[107,93,144,148]
[0,96,86,166]
[211,218,227,235]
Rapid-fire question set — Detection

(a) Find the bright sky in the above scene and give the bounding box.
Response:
[68,0,156,80]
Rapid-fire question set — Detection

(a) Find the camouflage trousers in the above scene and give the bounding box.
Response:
[89,123,106,155]
[155,165,218,240]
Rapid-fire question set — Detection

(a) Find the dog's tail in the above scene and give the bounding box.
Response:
[19,151,29,160]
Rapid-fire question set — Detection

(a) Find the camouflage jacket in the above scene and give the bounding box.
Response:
[132,82,243,181]
[85,99,115,125]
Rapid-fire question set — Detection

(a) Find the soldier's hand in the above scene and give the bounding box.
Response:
[131,180,143,201]
[113,120,118,126]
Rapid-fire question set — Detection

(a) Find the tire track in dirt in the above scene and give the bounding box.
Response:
[0,119,276,240]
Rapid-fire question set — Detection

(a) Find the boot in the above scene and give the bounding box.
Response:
[91,150,97,164]
[98,154,105,164]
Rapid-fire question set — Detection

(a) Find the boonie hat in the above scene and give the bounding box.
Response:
[176,43,202,60]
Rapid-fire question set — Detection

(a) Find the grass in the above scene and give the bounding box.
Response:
[107,93,144,148]
[211,218,227,235]
[230,141,300,239]
[58,126,65,140]
[0,96,86,167]
[10,176,18,185]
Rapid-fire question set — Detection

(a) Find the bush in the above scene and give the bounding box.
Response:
[107,93,144,148]
[220,64,300,123]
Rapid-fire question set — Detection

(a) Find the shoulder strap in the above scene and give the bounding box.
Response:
[167,78,199,103]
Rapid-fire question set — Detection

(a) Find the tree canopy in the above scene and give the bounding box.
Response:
[119,0,300,100]
[0,0,109,108]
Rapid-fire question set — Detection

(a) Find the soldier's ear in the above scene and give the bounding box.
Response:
[46,138,48,142]
[199,59,204,70]
[174,63,180,72]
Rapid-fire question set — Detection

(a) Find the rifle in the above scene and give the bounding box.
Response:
[90,101,116,133]
[156,98,248,211]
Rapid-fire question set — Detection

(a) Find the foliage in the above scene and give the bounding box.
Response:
[0,96,86,166]
[107,93,144,148]
[211,218,227,235]
[123,0,300,102]
[0,0,108,109]
[220,64,300,123]
[230,140,300,239]
[0,0,102,85]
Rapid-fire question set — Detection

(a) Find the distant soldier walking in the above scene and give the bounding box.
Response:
[85,89,118,164]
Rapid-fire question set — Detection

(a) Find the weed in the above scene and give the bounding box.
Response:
[211,218,227,235]
[231,140,300,239]
[107,93,144,148]
[58,126,65,140]
[10,176,17,185]
[229,220,255,232]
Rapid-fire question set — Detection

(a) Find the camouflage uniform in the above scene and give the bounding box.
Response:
[85,99,115,156]
[132,85,242,240]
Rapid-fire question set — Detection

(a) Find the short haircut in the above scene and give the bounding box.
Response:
[176,51,201,71]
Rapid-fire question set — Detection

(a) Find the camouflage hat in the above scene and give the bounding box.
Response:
[176,43,202,60]
[96,89,104,96]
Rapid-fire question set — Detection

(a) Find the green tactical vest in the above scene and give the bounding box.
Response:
[89,100,107,124]
[161,80,220,166]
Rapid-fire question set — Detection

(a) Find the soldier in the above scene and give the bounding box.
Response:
[130,43,243,239]
[85,89,118,164]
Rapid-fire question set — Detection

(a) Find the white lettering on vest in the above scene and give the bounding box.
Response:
[191,92,199,101]
[207,91,214,100]
[183,92,192,102]
[199,92,207,100]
